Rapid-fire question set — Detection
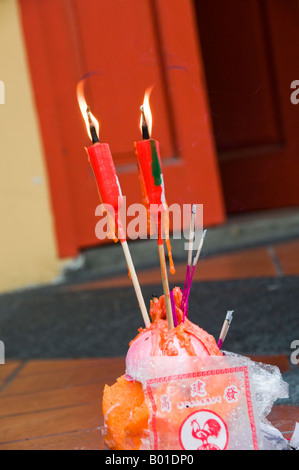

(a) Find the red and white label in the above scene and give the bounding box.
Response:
[145,364,259,450]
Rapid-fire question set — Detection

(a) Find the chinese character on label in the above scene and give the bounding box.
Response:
[190,379,207,398]
[224,385,240,403]
[160,394,171,413]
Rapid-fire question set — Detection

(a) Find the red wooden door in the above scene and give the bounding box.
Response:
[19,0,225,258]
[195,0,299,213]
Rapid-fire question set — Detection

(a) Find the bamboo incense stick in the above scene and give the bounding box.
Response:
[187,204,197,267]
[181,228,207,319]
[121,239,151,327]
[158,241,174,330]
[163,210,175,275]
[217,310,234,349]
[193,229,207,266]
[157,213,174,329]
[181,205,197,313]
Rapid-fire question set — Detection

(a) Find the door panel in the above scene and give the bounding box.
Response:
[195,0,299,213]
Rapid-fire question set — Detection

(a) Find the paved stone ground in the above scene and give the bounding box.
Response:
[0,275,297,406]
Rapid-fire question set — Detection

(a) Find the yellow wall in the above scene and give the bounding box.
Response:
[0,0,63,293]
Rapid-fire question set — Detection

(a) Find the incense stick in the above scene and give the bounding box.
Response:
[217,310,234,349]
[187,204,197,267]
[181,205,196,313]
[121,240,151,328]
[193,229,207,267]
[163,209,175,275]
[157,214,174,329]
[182,228,207,317]
[158,242,174,329]
[181,204,207,318]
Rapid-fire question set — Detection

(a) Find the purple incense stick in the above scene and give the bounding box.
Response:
[183,265,196,321]
[170,289,178,327]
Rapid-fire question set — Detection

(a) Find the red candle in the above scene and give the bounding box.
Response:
[86,141,125,242]
[135,89,175,329]
[135,138,166,217]
[135,90,175,274]
[135,88,166,223]
[76,81,150,327]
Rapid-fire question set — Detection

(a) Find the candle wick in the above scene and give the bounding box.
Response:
[140,105,150,140]
[86,106,99,144]
[86,106,92,124]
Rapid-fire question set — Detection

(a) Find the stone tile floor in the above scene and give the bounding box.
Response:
[0,237,298,449]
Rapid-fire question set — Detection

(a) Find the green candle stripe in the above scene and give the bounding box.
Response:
[150,139,162,186]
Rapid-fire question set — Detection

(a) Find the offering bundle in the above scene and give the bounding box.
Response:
[76,84,294,450]
[102,287,289,451]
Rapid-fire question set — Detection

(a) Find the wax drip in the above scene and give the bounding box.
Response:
[163,208,175,275]
[170,289,178,327]
[166,239,175,275]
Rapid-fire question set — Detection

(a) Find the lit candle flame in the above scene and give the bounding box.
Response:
[76,79,100,141]
[140,87,153,137]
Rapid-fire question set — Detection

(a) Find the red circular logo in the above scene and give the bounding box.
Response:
[179,410,229,450]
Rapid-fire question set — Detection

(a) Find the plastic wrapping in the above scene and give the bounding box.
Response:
[130,354,290,450]
[223,352,289,422]
[102,287,291,450]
